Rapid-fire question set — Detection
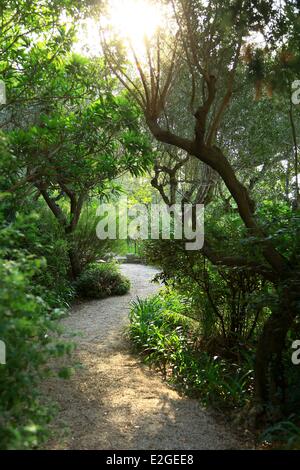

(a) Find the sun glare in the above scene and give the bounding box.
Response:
[74,0,164,58]
[108,0,162,46]
[73,18,102,56]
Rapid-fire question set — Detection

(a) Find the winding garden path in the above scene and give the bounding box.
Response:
[43,264,242,450]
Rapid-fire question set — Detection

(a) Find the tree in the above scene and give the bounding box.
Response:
[0,0,88,120]
[103,0,300,413]
[5,56,152,277]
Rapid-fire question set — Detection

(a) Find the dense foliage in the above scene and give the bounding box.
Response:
[128,291,254,409]
[0,195,76,449]
[129,289,300,448]
[1,0,300,451]
[104,0,300,437]
[0,0,141,449]
[75,262,130,299]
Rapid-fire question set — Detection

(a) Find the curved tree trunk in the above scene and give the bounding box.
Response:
[142,75,297,415]
[36,184,84,280]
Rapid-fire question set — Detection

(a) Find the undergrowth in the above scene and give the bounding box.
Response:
[128,291,254,409]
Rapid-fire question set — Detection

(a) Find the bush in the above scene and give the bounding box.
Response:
[143,239,268,350]
[128,291,254,409]
[70,204,122,270]
[0,203,74,449]
[259,419,300,449]
[0,207,74,309]
[0,254,73,450]
[75,262,130,299]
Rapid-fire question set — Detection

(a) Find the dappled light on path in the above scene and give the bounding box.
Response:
[43,264,241,450]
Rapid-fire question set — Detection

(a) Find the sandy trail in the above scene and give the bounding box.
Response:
[43,264,242,450]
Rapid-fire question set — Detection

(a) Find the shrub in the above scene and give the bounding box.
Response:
[143,239,268,350]
[0,203,74,449]
[70,204,121,269]
[0,254,73,450]
[260,419,300,449]
[0,207,74,309]
[128,291,254,408]
[75,262,130,299]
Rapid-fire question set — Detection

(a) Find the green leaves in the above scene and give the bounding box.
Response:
[128,292,254,407]
[0,249,68,449]
[0,195,76,449]
[7,57,153,208]
[74,262,130,299]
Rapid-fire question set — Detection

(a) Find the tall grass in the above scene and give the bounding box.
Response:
[128,292,254,409]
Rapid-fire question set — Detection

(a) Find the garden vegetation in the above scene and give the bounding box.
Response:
[0,0,300,450]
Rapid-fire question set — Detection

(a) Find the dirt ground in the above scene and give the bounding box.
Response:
[42,264,245,450]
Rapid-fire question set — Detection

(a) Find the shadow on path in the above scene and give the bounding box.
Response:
[42,264,242,450]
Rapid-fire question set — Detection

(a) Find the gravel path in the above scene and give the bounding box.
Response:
[43,264,242,450]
